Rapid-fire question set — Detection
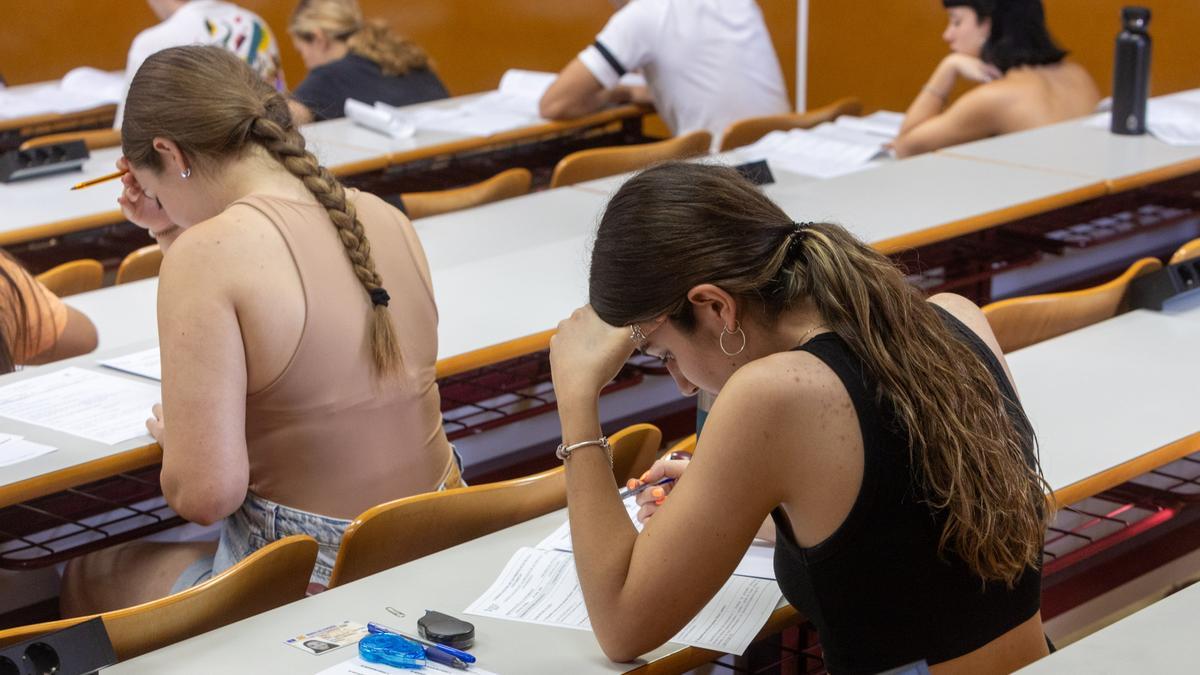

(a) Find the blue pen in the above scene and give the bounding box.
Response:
[618,476,675,500]
[367,622,476,666]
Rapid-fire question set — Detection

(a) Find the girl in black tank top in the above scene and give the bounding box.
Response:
[548,163,1052,672]
[770,307,1040,673]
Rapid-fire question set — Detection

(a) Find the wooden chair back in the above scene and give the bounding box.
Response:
[1170,237,1200,265]
[19,128,121,151]
[328,423,662,588]
[115,244,163,285]
[983,257,1163,352]
[718,97,863,151]
[0,535,317,661]
[402,168,532,220]
[35,259,104,297]
[549,130,712,188]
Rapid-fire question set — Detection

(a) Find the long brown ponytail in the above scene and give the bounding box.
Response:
[590,162,1051,586]
[121,45,401,376]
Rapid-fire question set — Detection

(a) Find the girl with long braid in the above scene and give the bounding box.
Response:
[550,162,1052,673]
[60,46,459,613]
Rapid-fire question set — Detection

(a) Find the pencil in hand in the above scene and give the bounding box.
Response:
[71,169,127,191]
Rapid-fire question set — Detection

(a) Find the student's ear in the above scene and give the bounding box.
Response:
[686,284,740,334]
[151,137,189,176]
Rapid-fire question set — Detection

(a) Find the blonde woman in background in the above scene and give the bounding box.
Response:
[287,0,448,123]
[60,46,459,614]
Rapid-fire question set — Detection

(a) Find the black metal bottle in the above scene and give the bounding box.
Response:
[1111,6,1152,135]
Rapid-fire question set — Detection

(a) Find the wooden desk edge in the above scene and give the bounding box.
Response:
[1049,432,1200,509]
[435,329,556,379]
[0,209,127,248]
[874,181,1109,255]
[1107,157,1200,194]
[0,442,161,510]
[0,104,117,134]
[386,104,651,167]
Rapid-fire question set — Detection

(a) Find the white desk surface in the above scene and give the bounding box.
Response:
[940,115,1200,185]
[0,340,158,500]
[765,152,1105,252]
[0,131,388,242]
[102,294,1200,675]
[1010,291,1200,502]
[104,508,699,675]
[1018,580,1200,674]
[64,279,158,351]
[567,149,821,197]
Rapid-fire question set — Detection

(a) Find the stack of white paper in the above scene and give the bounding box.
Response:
[100,347,162,381]
[465,547,781,655]
[1085,90,1200,146]
[344,98,415,139]
[0,368,159,445]
[0,68,124,119]
[535,496,777,580]
[0,433,55,468]
[369,69,557,138]
[833,110,904,139]
[741,123,888,179]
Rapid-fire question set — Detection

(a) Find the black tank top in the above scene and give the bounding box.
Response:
[770,306,1040,674]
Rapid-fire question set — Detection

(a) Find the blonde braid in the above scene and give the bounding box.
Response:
[249,115,401,376]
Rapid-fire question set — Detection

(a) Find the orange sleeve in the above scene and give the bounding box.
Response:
[0,256,68,364]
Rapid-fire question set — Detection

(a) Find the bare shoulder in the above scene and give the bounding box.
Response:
[160,204,287,288]
[928,292,1006,359]
[718,345,844,423]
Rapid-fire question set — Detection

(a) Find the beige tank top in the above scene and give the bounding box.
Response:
[235,190,453,520]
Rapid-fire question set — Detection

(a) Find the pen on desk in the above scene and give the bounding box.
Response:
[70,169,126,191]
[618,476,676,500]
[366,622,475,666]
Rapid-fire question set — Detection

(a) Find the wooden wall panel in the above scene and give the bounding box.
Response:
[809,0,1200,113]
[2,0,796,106]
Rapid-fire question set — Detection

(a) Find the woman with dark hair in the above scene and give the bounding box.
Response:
[286,0,448,124]
[0,253,97,372]
[549,162,1053,673]
[893,0,1099,157]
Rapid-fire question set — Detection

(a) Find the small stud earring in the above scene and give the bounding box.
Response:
[180,167,191,179]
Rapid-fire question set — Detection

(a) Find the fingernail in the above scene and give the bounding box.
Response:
[651,487,665,499]
[639,471,651,482]
[655,498,665,506]
[626,479,639,490]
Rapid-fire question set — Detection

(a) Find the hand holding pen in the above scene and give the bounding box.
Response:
[623,456,690,524]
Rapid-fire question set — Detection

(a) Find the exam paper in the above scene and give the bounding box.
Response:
[740,125,886,179]
[0,433,55,468]
[833,110,904,139]
[100,347,162,381]
[465,547,781,655]
[1084,93,1200,146]
[535,496,776,580]
[0,68,123,119]
[0,368,159,445]
[316,656,498,675]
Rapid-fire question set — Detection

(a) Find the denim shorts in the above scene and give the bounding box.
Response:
[173,447,466,592]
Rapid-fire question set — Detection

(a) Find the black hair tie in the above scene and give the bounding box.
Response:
[787,221,813,258]
[369,287,391,307]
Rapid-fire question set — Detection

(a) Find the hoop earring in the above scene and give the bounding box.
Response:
[180,167,191,179]
[719,321,746,357]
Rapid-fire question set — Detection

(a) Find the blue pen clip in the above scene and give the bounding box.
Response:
[367,622,476,665]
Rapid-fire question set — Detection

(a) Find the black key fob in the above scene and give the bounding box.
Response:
[418,610,475,649]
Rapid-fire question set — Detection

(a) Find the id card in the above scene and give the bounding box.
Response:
[285,620,370,655]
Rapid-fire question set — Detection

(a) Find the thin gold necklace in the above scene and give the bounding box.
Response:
[797,324,828,346]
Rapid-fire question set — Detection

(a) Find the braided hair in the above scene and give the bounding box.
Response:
[121,45,401,375]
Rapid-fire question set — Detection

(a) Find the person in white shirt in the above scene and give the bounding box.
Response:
[115,0,284,126]
[539,0,790,147]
